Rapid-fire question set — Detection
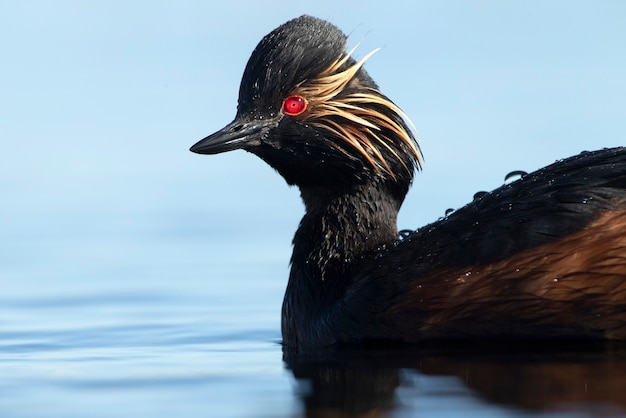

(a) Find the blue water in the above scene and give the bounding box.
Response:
[2,148,626,418]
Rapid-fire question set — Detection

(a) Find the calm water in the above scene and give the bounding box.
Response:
[3,151,626,418]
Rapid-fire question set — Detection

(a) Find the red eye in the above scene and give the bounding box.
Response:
[282,95,307,116]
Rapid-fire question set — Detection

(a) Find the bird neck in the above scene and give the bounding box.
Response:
[282,180,403,344]
[296,183,402,272]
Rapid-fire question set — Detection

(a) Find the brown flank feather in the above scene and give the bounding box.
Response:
[392,208,626,340]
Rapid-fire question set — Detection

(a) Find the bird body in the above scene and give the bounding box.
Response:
[191,15,626,346]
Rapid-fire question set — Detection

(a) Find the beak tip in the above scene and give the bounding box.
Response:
[189,142,207,155]
[190,118,274,156]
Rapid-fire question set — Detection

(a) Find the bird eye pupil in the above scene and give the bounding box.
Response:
[282,95,307,116]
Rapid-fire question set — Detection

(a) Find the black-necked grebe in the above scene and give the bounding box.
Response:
[191,15,626,347]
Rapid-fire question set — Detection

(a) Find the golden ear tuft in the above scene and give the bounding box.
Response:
[291,47,422,178]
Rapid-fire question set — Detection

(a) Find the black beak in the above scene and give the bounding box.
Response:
[190,118,277,155]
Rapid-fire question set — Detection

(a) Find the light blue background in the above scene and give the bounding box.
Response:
[2,0,625,314]
[3,1,624,233]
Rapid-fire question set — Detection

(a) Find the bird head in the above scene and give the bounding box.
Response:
[191,15,422,190]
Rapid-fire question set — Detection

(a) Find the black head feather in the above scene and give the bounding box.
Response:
[237,15,351,117]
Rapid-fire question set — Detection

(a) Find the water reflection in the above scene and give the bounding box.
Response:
[284,341,626,417]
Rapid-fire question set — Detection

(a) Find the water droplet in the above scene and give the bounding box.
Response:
[445,208,455,216]
[553,278,559,282]
[504,170,528,183]
[499,202,514,212]
[473,191,488,201]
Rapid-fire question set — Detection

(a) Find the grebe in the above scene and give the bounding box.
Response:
[191,15,626,346]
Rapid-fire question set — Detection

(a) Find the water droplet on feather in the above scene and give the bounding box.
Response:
[473,191,488,201]
[504,170,528,183]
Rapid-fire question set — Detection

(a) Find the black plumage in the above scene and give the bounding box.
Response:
[191,15,626,346]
